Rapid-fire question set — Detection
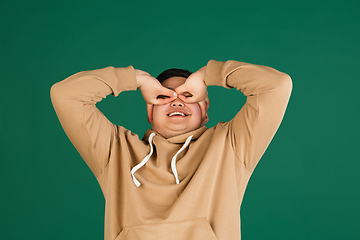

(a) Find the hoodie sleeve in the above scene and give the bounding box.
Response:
[50,66,137,177]
[204,60,292,172]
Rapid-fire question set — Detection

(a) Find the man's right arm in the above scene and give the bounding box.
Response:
[50,66,137,177]
[51,66,177,177]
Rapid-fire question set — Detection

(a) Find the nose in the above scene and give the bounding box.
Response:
[170,97,184,107]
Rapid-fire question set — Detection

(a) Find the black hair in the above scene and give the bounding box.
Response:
[156,68,192,84]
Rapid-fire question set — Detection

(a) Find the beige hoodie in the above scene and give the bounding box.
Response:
[51,60,292,240]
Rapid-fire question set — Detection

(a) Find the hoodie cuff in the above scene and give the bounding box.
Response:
[204,60,232,89]
[112,66,138,96]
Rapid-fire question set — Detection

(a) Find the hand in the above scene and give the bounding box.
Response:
[175,67,209,124]
[136,69,177,105]
[175,67,207,103]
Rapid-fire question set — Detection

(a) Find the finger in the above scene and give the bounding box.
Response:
[146,103,153,123]
[198,96,210,126]
[153,94,177,105]
[158,87,177,100]
[154,97,174,105]
[198,99,207,118]
[177,94,191,102]
[149,86,177,105]
[175,84,198,103]
[179,92,205,103]
[177,94,197,104]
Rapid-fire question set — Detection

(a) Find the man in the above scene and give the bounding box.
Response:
[51,59,292,240]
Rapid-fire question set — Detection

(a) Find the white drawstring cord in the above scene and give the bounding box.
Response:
[131,133,155,187]
[171,135,193,184]
[131,133,193,187]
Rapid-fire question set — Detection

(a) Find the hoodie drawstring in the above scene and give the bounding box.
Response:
[131,133,155,187]
[130,133,193,187]
[171,135,193,184]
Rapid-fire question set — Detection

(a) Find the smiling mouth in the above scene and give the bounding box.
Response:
[168,112,188,117]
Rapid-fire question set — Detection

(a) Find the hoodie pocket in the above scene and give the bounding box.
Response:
[115,218,218,240]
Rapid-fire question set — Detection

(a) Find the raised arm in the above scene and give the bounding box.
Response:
[207,60,292,172]
[176,60,292,172]
[50,66,137,177]
[50,66,177,177]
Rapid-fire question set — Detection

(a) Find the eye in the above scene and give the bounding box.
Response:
[157,95,170,99]
[181,92,193,98]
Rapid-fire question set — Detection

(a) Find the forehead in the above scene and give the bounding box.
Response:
[161,76,186,90]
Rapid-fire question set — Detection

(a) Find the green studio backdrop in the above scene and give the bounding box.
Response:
[0,0,359,239]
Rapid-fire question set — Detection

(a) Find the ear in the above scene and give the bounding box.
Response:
[146,104,154,124]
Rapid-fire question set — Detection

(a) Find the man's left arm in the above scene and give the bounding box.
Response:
[176,60,292,172]
[204,60,293,172]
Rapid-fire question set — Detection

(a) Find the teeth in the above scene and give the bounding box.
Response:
[169,112,185,117]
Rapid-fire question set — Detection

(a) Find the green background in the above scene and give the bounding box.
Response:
[1,0,359,239]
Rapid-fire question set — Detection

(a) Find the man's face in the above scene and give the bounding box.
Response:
[149,76,204,139]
